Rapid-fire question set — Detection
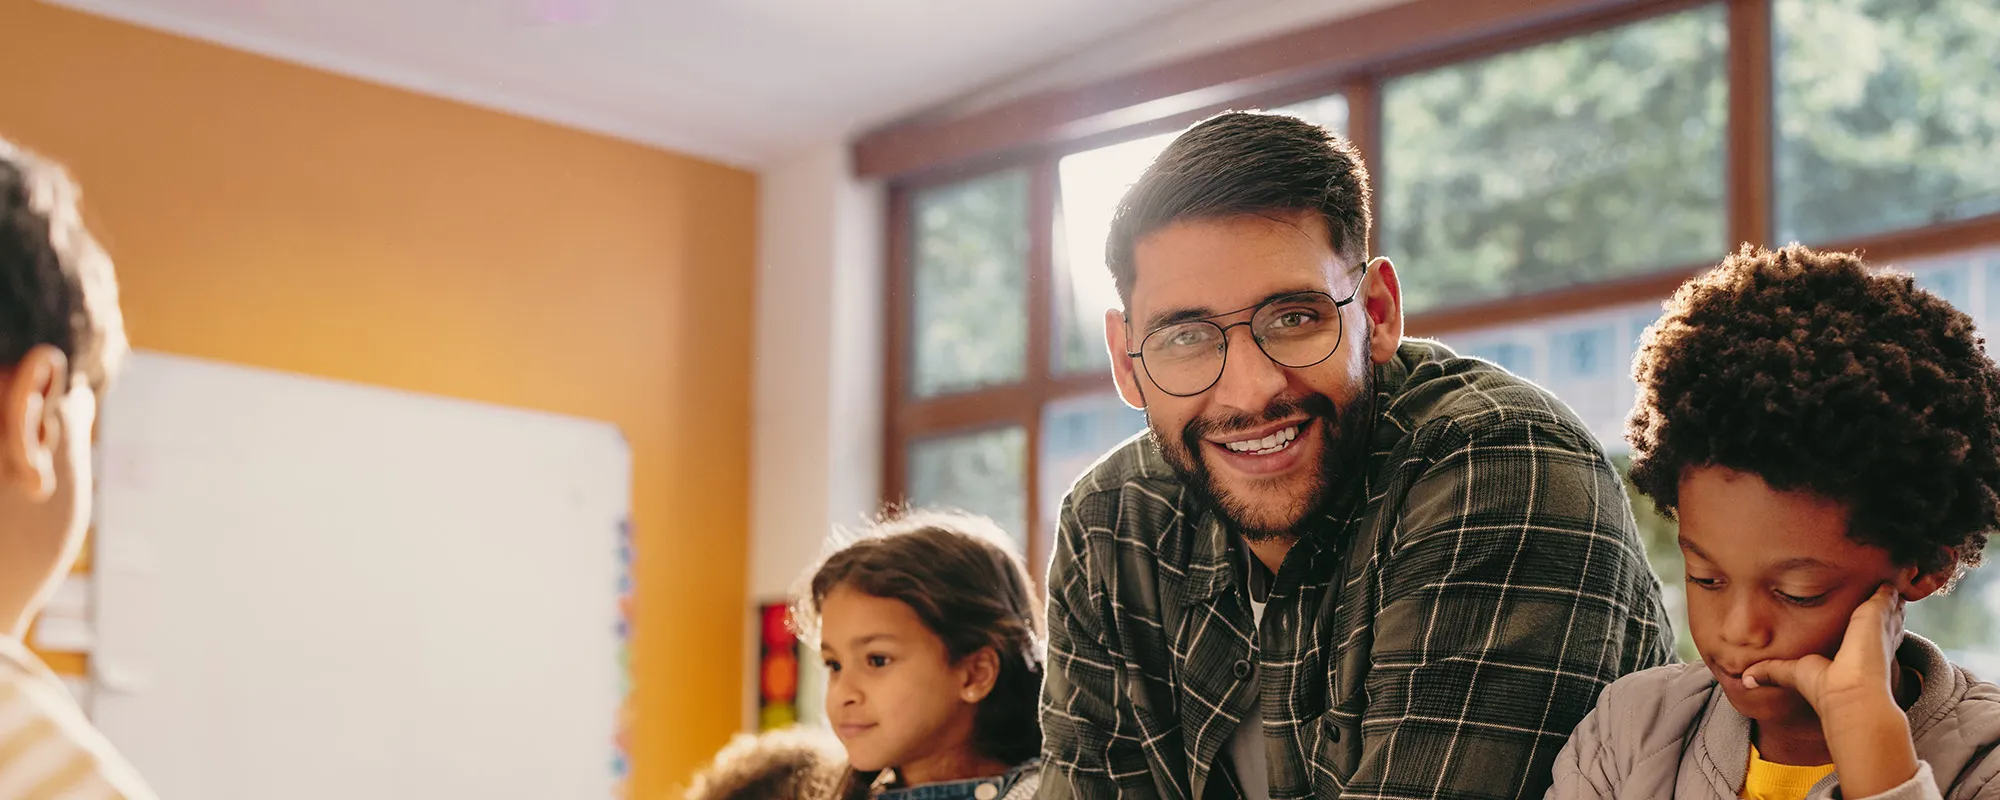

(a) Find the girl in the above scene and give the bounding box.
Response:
[792,510,1044,800]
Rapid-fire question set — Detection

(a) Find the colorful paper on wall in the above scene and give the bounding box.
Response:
[612,517,633,798]
[757,602,799,730]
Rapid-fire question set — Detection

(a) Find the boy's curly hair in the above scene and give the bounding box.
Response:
[1627,244,2000,578]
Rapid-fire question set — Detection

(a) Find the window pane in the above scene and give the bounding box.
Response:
[907,426,1028,546]
[1381,6,1727,313]
[1054,99,1350,375]
[911,170,1030,397]
[1774,0,2000,245]
[1056,133,1178,374]
[1039,393,1148,531]
[1270,93,1350,134]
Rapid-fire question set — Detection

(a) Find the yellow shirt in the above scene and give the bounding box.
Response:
[1741,743,1836,800]
[0,636,157,800]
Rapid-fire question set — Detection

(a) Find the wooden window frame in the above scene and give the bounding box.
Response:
[872,0,2000,577]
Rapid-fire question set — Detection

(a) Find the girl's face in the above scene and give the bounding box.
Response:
[1675,467,1939,728]
[819,585,994,784]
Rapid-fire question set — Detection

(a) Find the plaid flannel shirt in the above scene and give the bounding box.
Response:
[1038,340,1675,800]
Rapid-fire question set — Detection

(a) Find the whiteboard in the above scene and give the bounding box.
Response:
[90,352,631,800]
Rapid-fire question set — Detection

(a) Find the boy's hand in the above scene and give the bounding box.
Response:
[1743,584,1918,798]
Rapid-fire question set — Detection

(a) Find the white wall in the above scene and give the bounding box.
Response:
[747,142,884,727]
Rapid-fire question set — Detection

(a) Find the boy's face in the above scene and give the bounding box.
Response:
[0,346,98,635]
[1675,466,1922,728]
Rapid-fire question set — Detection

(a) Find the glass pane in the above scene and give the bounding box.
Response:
[1774,0,2000,245]
[1381,6,1727,313]
[907,426,1029,546]
[911,170,1030,397]
[1270,93,1350,134]
[1056,132,1178,374]
[1039,393,1148,531]
[1054,99,1349,375]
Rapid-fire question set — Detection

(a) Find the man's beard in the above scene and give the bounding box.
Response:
[1148,370,1375,542]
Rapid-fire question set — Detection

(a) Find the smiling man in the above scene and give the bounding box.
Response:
[1036,113,1675,800]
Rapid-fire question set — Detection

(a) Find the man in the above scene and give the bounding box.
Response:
[1037,112,1674,800]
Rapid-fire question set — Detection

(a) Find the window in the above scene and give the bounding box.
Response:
[1774,0,2000,245]
[910,169,1030,398]
[880,0,2000,646]
[907,426,1029,546]
[1380,6,1729,313]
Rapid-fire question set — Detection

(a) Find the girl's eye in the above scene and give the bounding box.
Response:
[867,654,890,668]
[1686,576,1723,590]
[1776,590,1828,607]
[823,659,841,673]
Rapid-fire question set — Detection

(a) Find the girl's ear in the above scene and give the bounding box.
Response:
[958,646,1000,704]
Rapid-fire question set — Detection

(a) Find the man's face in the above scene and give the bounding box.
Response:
[1106,211,1401,539]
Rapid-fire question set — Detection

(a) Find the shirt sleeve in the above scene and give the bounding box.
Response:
[1346,416,1670,800]
[1038,491,1165,800]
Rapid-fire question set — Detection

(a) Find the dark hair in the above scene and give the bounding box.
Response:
[1627,243,2000,577]
[0,137,126,392]
[791,509,1044,795]
[1104,111,1373,306]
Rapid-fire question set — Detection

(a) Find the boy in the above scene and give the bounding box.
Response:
[1548,244,2000,799]
[0,137,156,798]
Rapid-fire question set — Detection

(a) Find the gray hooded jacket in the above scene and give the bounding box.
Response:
[1547,634,2000,799]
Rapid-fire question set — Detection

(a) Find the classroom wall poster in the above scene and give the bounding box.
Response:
[757,602,799,730]
[613,517,633,799]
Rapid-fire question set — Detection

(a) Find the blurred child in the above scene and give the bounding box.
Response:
[682,727,847,800]
[1549,244,2000,799]
[0,137,156,797]
[792,510,1044,800]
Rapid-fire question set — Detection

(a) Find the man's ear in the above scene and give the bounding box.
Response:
[0,345,68,501]
[1106,309,1147,410]
[1361,257,1404,366]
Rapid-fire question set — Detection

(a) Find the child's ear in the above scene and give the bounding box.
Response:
[1900,551,1958,601]
[0,345,69,501]
[957,646,1000,705]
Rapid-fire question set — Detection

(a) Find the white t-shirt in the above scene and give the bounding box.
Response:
[1225,555,1272,800]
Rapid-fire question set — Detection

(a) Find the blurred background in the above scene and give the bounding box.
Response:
[1,0,1994,796]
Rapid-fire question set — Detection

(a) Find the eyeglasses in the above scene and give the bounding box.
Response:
[1125,265,1367,397]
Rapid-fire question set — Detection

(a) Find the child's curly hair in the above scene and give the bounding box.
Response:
[682,728,846,800]
[1627,244,2000,578]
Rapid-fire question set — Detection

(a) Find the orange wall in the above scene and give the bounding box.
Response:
[0,2,755,795]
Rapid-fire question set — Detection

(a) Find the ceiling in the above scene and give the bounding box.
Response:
[45,0,1218,168]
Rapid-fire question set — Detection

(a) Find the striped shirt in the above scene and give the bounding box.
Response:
[0,638,155,800]
[1038,340,1675,800]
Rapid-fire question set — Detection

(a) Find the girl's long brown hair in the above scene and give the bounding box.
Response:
[791,510,1045,800]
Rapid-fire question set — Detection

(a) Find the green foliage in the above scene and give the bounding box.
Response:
[912,170,1030,398]
[1775,0,2000,243]
[907,426,1029,546]
[1380,7,1729,313]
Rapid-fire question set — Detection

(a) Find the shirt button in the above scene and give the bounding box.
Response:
[975,782,999,800]
[1233,659,1252,680]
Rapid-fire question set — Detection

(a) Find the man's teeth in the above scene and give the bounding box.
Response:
[1224,425,1300,453]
